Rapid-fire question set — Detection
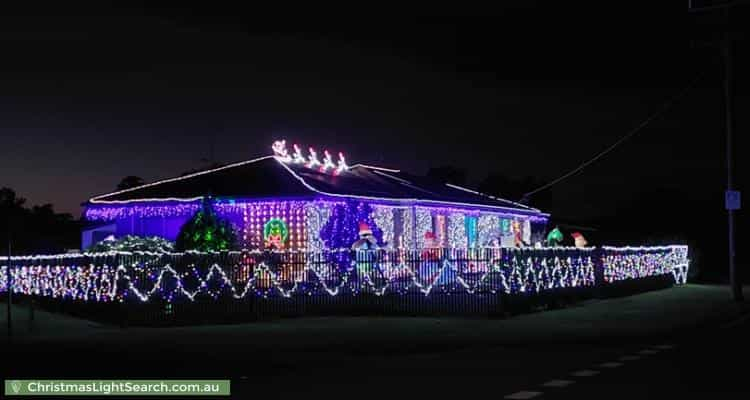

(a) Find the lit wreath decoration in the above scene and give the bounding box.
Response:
[263,218,289,249]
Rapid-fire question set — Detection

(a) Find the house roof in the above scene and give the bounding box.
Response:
[87,156,547,216]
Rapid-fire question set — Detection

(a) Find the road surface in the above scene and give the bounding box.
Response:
[1,285,748,399]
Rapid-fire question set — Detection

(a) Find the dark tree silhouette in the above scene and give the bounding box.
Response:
[116,176,145,191]
[426,165,467,185]
[1,187,81,254]
[0,187,26,209]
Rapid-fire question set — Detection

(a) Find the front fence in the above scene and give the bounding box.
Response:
[0,246,688,322]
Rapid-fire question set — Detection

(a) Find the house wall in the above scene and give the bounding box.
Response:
[111,215,190,241]
[81,223,116,249]
[221,201,307,250]
[84,199,547,250]
[307,201,548,250]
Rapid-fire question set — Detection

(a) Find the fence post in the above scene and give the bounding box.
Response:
[593,247,605,299]
[6,248,12,340]
[28,294,35,333]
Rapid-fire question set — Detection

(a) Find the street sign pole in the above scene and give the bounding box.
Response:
[723,13,742,302]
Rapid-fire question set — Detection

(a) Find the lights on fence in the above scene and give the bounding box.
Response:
[0,246,688,304]
[602,247,690,283]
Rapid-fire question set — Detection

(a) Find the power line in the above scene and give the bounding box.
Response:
[688,0,750,13]
[522,74,703,200]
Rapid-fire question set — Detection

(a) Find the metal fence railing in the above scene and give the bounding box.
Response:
[0,246,688,322]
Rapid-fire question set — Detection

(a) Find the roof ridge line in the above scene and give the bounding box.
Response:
[277,158,548,217]
[370,169,412,184]
[371,169,445,198]
[444,183,539,212]
[89,155,274,203]
[351,163,401,173]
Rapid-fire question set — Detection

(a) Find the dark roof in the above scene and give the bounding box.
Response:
[88,156,546,216]
[90,157,310,202]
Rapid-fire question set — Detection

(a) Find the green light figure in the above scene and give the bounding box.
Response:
[546,227,563,247]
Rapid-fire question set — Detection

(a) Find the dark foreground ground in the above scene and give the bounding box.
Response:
[1,284,749,399]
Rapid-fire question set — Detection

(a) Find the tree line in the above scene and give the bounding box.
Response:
[0,187,82,255]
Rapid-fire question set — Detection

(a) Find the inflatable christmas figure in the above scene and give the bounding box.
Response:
[351,222,378,250]
[571,232,588,248]
[352,222,378,277]
[418,231,447,285]
[546,227,563,247]
[512,220,524,247]
[421,231,440,260]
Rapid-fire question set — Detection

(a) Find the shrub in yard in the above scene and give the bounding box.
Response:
[88,235,175,253]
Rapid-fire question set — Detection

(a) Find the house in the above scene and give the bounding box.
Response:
[82,140,549,250]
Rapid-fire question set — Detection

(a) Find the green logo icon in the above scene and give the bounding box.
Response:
[10,381,21,394]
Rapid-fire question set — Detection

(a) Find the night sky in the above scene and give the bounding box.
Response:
[1,4,747,222]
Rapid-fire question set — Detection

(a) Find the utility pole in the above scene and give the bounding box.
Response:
[690,1,744,302]
[722,7,742,301]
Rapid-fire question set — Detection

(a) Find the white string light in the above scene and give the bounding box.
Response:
[1,246,688,302]
[88,156,275,204]
[273,140,348,175]
[321,150,336,172]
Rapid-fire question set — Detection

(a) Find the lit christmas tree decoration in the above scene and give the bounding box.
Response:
[175,199,238,252]
[319,201,384,249]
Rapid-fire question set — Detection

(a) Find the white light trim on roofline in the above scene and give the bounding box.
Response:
[370,169,446,198]
[445,183,540,212]
[351,164,401,173]
[275,158,549,217]
[86,154,547,217]
[88,155,274,204]
[368,171,541,213]
[370,169,413,185]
